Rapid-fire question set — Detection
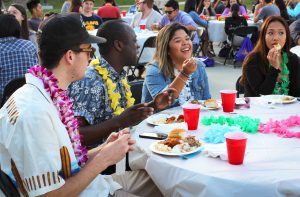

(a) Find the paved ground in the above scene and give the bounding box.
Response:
[203,43,242,99]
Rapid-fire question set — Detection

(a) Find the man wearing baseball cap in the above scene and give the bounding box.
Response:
[0,13,163,196]
[81,0,103,31]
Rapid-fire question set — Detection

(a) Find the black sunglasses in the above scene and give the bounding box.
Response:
[165,10,175,14]
[72,47,96,59]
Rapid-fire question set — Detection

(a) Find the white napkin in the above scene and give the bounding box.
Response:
[203,143,228,160]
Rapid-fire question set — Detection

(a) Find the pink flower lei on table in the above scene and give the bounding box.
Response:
[258,115,300,138]
[28,65,88,166]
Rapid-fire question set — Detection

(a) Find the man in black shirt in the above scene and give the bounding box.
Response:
[82,0,103,31]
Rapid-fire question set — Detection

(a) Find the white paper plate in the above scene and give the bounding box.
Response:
[150,140,203,156]
[262,95,297,104]
[146,114,183,126]
[186,100,221,110]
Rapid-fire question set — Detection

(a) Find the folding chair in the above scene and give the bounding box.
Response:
[193,27,206,57]
[235,76,244,98]
[128,80,144,104]
[127,36,156,81]
[224,26,258,66]
[0,77,26,107]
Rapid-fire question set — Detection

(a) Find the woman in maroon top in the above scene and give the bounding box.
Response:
[70,0,83,13]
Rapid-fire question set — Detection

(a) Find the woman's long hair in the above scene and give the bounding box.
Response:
[226,0,241,8]
[197,0,214,15]
[184,0,197,13]
[231,3,240,18]
[10,4,29,40]
[275,0,290,21]
[241,16,291,84]
[153,23,189,79]
[70,0,82,12]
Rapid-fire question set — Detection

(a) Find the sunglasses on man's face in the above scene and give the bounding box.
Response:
[165,10,175,14]
[72,47,96,59]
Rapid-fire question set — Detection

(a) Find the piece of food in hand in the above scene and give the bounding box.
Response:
[204,99,218,108]
[168,128,186,140]
[274,43,281,50]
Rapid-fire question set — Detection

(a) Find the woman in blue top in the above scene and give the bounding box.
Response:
[142,23,211,106]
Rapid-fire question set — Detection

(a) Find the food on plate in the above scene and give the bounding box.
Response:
[165,115,185,124]
[168,128,185,139]
[281,96,294,101]
[183,136,202,147]
[191,99,201,104]
[154,135,202,153]
[274,43,281,50]
[204,99,218,108]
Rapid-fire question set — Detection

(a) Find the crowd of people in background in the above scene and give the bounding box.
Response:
[0,0,299,196]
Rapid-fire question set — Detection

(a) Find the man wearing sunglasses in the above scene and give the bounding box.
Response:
[151,0,198,32]
[0,13,168,196]
[68,20,176,148]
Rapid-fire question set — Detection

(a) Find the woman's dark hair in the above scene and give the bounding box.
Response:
[184,0,197,13]
[26,0,40,14]
[197,0,214,15]
[226,0,241,8]
[154,23,190,78]
[10,4,29,40]
[165,0,179,10]
[0,14,21,38]
[0,0,3,15]
[274,0,290,21]
[241,16,291,84]
[230,3,240,18]
[70,0,82,12]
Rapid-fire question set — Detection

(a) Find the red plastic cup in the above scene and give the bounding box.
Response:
[182,104,200,130]
[224,132,247,165]
[220,90,237,112]
[122,10,127,17]
[244,15,249,20]
[140,24,146,30]
[216,14,221,20]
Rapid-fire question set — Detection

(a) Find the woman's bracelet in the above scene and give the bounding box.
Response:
[180,71,189,78]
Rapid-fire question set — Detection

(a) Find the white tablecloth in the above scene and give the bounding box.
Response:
[88,29,157,63]
[131,97,300,197]
[208,19,258,43]
[291,46,300,57]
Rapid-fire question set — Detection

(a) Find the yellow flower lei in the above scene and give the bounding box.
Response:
[91,58,135,115]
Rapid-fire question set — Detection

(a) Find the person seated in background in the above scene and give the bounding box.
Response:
[128,0,139,14]
[213,0,227,14]
[61,0,71,13]
[142,23,211,106]
[224,4,247,44]
[253,0,263,19]
[274,0,290,22]
[131,0,162,30]
[287,0,300,20]
[241,16,300,97]
[0,13,164,197]
[222,0,246,16]
[151,0,200,54]
[97,0,121,21]
[197,0,216,16]
[289,19,300,46]
[0,14,38,102]
[68,20,176,147]
[8,4,37,45]
[81,0,103,31]
[26,0,43,32]
[254,0,280,23]
[184,0,208,27]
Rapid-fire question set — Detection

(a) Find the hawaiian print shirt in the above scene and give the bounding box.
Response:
[68,58,127,125]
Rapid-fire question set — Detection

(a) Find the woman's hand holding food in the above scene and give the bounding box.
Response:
[182,57,197,76]
[267,44,282,70]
